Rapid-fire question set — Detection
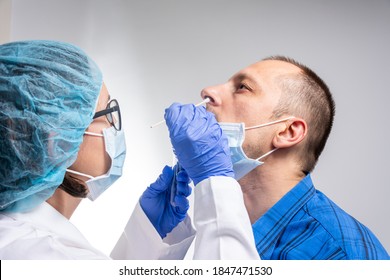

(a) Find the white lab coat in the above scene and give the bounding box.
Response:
[0,176,259,260]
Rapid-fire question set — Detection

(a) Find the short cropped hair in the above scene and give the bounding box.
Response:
[264,56,336,173]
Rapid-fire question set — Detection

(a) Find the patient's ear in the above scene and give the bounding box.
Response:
[272,118,307,148]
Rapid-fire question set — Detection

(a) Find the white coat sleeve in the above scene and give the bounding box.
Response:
[110,202,196,260]
[192,176,260,259]
[110,176,259,260]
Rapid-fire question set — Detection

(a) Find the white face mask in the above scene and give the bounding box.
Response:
[219,117,294,180]
[66,126,126,201]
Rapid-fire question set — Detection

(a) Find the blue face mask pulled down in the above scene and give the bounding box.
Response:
[66,126,126,201]
[219,117,294,180]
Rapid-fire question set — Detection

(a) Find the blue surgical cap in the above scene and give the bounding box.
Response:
[0,40,103,212]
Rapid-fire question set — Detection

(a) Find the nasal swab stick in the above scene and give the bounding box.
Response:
[150,98,210,128]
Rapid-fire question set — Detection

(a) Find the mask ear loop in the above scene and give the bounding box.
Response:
[245,116,295,131]
[66,169,94,180]
[65,131,104,179]
[255,148,278,161]
[84,131,104,137]
[246,117,295,161]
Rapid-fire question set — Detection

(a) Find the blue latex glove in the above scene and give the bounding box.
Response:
[140,165,191,238]
[164,103,234,185]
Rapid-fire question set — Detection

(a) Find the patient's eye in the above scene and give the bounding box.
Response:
[237,83,250,92]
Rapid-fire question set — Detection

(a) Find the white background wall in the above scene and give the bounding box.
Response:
[0,0,11,44]
[4,0,390,256]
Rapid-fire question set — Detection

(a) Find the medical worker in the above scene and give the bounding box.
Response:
[0,40,259,259]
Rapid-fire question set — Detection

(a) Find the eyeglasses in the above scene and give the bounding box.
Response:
[93,99,122,131]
